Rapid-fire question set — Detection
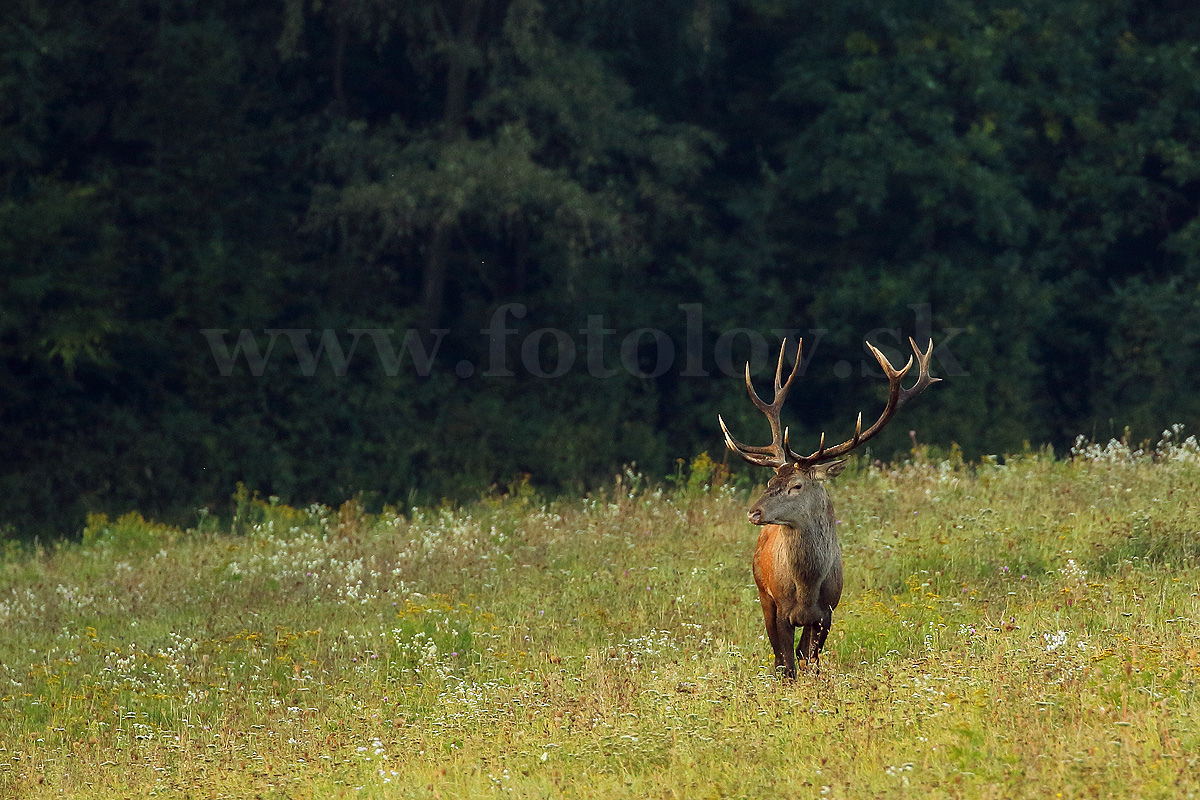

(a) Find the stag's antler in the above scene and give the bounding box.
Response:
[718,339,803,468]
[790,337,939,466]
[721,337,940,470]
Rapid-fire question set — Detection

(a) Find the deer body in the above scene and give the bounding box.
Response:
[751,463,843,676]
[720,338,938,678]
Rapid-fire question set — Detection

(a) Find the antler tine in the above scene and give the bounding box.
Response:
[719,415,781,466]
[767,337,803,413]
[721,338,804,469]
[719,414,777,456]
[899,336,940,403]
[743,361,772,414]
[869,341,914,384]
[783,426,804,461]
[792,338,940,467]
[773,341,788,394]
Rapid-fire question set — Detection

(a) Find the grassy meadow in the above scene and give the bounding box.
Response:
[3,434,1200,799]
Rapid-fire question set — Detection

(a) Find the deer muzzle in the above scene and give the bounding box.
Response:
[748,508,764,525]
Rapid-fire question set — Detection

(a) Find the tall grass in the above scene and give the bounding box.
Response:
[2,432,1200,798]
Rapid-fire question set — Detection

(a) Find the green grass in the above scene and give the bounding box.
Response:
[3,437,1200,799]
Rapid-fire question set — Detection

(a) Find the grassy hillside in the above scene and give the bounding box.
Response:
[3,435,1200,798]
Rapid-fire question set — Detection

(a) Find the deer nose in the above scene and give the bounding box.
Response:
[748,509,763,524]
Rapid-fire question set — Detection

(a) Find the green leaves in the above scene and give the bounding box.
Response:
[0,177,122,373]
[309,0,715,301]
[742,0,1200,455]
[4,0,1200,534]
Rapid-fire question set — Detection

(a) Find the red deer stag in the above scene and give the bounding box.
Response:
[720,337,939,678]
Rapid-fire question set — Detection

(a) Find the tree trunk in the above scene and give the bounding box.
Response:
[420,0,486,328]
[331,0,349,116]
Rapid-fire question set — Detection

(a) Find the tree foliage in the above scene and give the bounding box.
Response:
[2,0,1199,534]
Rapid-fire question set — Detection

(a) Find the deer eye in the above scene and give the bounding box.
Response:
[788,483,803,494]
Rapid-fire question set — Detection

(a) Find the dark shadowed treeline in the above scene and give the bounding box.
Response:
[3,0,1200,534]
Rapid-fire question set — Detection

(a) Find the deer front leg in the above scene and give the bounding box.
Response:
[758,589,785,672]
[774,612,797,679]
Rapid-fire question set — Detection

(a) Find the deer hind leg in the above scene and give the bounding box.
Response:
[813,604,834,654]
[797,605,836,673]
[793,600,833,669]
[797,625,814,662]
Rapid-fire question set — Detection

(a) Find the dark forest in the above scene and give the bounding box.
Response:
[4,0,1200,534]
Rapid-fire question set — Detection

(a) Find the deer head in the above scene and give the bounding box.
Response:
[720,337,939,524]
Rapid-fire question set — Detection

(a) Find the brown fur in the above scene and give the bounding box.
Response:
[748,462,844,678]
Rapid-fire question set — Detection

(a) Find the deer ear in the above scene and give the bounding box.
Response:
[811,459,848,481]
